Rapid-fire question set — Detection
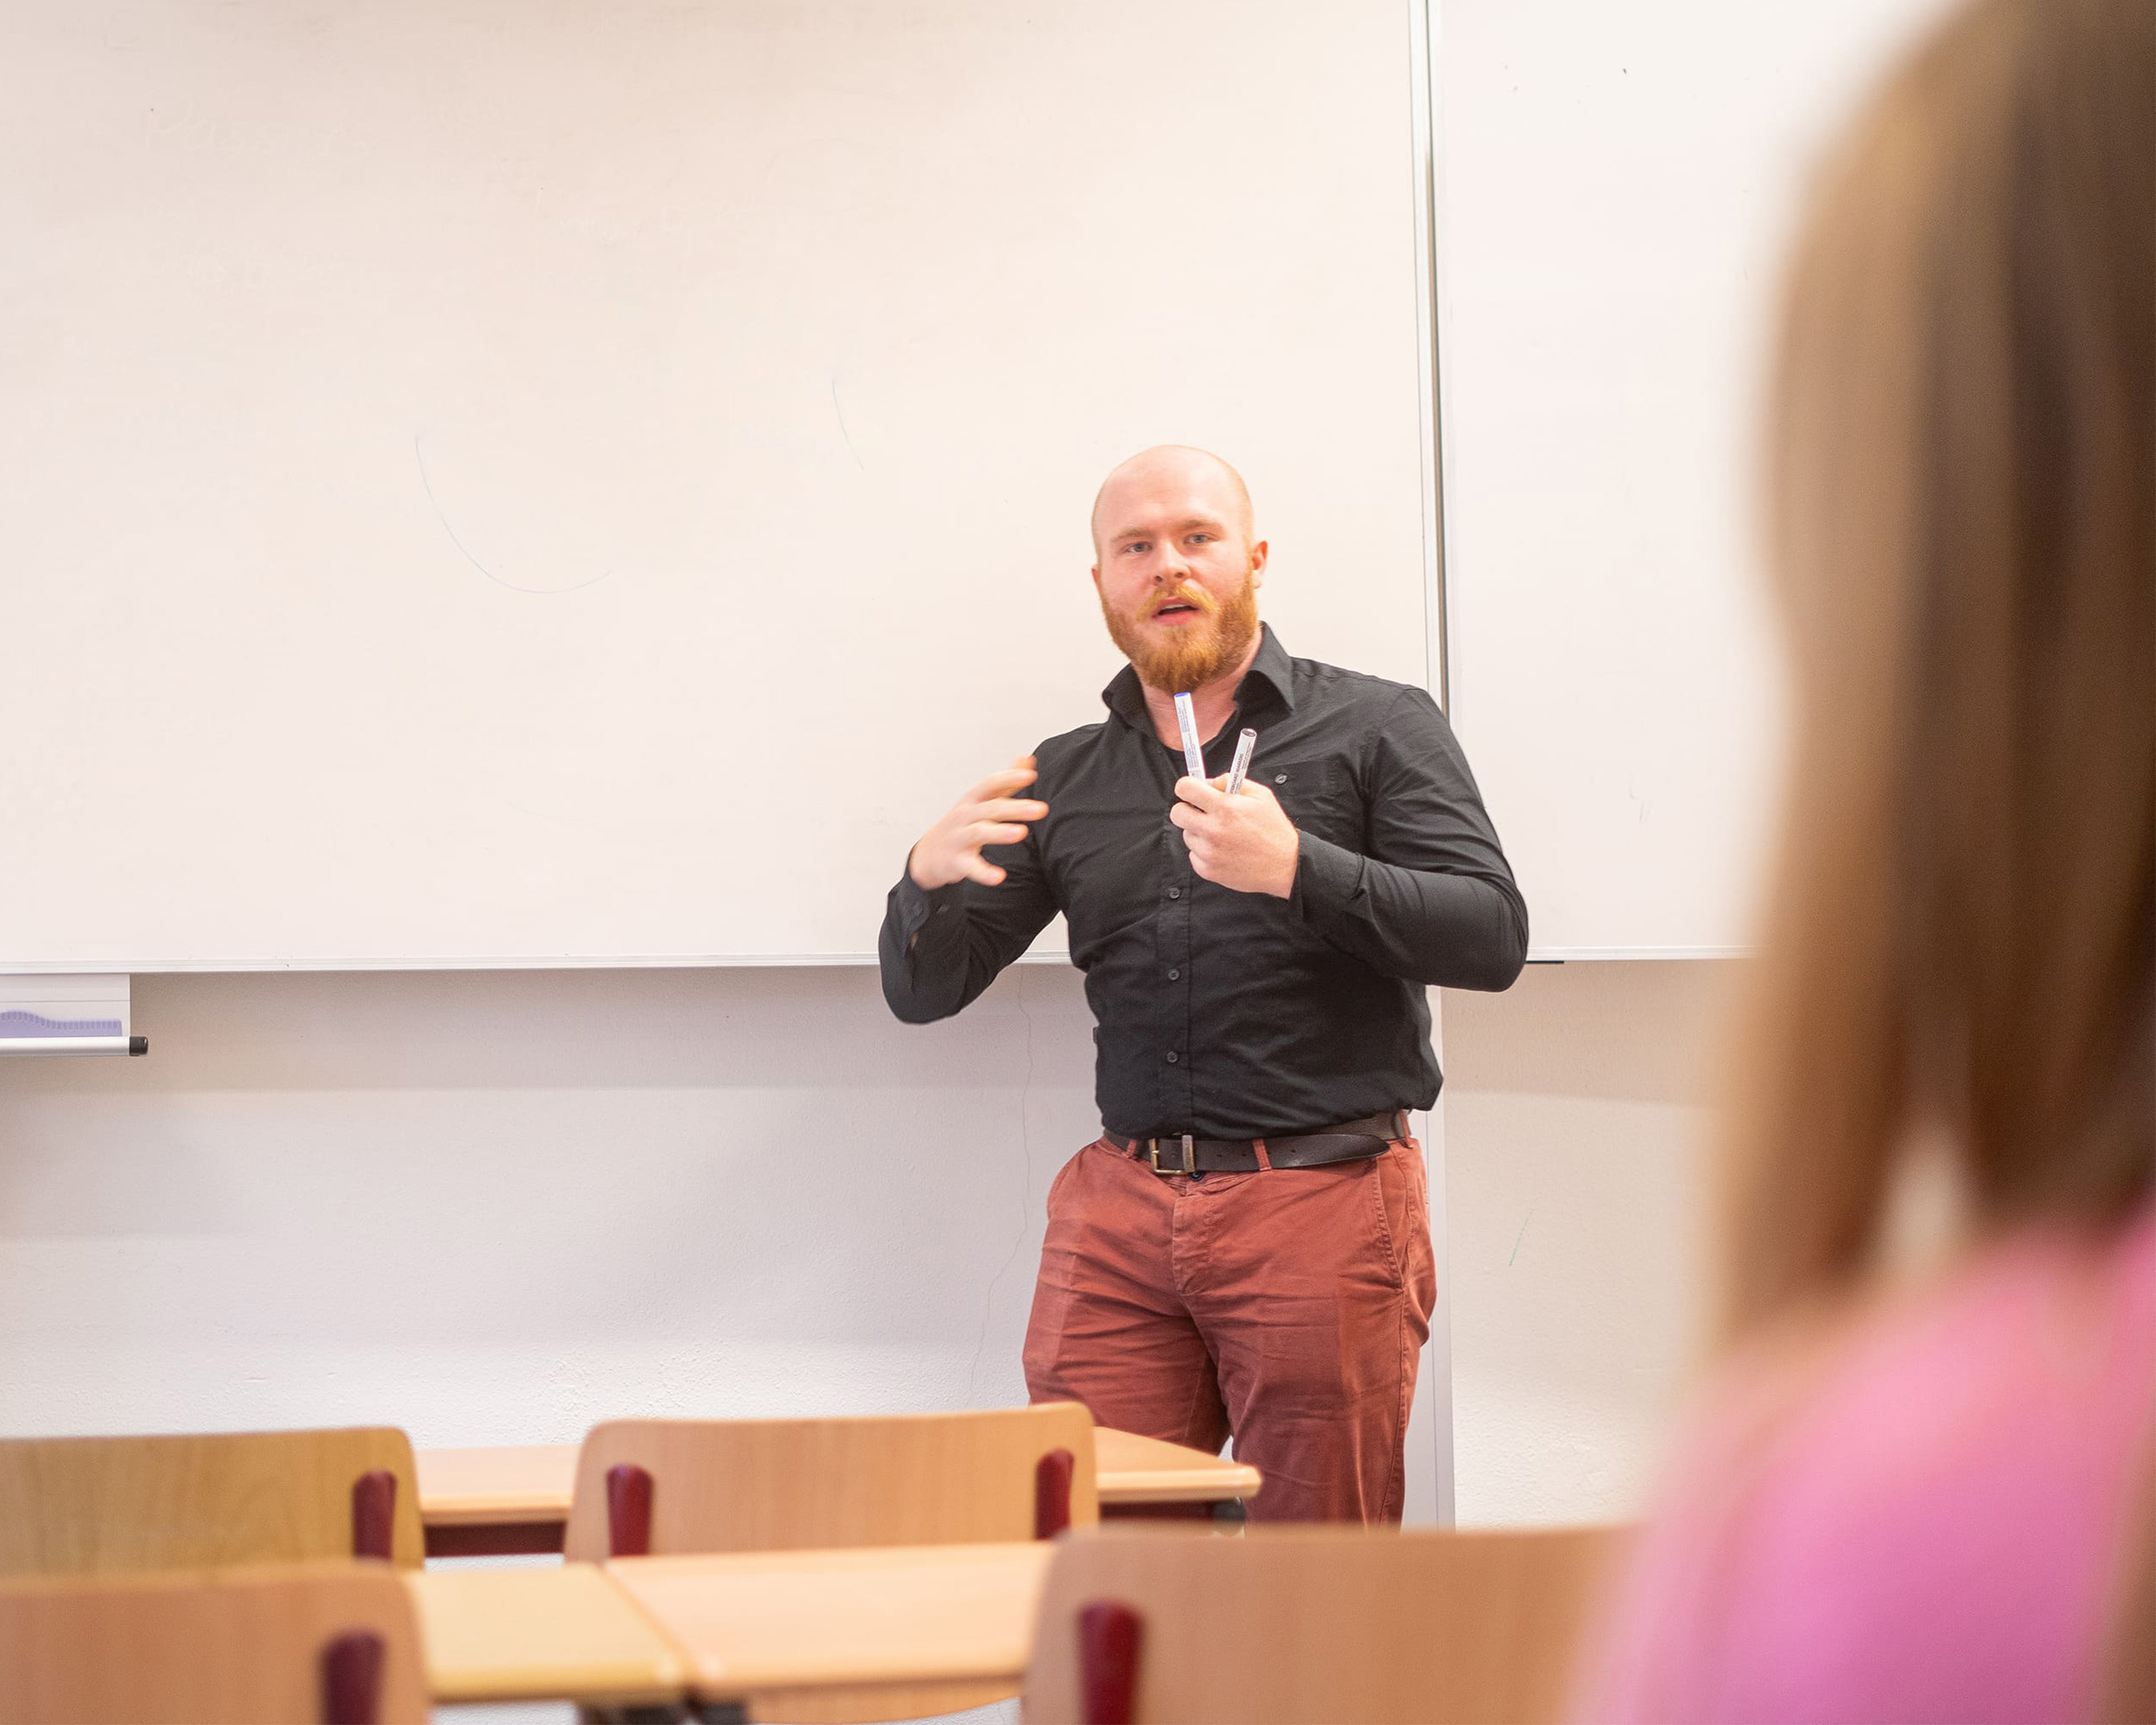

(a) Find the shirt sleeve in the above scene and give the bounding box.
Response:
[878,826,1060,1024]
[1288,685,1528,989]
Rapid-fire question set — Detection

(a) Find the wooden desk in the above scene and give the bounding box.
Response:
[418,1428,1262,1556]
[608,1541,1053,1721]
[1094,1427,1263,1505]
[405,1564,688,1707]
[418,1443,577,1555]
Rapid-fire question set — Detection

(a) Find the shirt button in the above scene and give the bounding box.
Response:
[1167,968,1180,981]
[1274,773,1288,784]
[1167,886,1182,899]
[1165,1051,1179,1064]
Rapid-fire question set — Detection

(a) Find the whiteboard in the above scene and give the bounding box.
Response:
[0,0,1432,970]
[1436,0,1956,956]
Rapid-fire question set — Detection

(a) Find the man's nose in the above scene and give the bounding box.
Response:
[1156,542,1191,578]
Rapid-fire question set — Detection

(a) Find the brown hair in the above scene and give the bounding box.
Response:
[1723,0,2154,1336]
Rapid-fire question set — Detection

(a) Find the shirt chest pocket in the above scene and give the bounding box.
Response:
[1259,755,1362,849]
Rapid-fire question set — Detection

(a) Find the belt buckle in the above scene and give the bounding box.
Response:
[1148,1133,1195,1176]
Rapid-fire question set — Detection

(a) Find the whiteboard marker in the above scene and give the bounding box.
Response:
[1223,728,1258,795]
[1171,692,1207,783]
[0,1036,147,1057]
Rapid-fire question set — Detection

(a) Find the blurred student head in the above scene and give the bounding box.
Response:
[1576,9,2153,1718]
[1726,0,2152,1336]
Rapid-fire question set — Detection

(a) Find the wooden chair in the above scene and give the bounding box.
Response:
[562,1403,1099,1560]
[0,1561,428,1724]
[0,1430,426,1576]
[1023,1524,1627,1725]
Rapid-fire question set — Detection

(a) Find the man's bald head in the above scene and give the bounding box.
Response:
[1089,445,1256,560]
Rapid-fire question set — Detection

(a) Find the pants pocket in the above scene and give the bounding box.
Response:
[1389,1144,1438,1334]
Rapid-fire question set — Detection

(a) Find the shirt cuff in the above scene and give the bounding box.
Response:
[891,869,959,943]
[1290,831,1367,931]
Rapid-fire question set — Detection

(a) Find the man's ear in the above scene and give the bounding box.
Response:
[1090,563,1103,593]
[1249,540,1270,588]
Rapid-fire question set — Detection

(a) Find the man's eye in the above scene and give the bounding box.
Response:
[1188,534,1212,545]
[1124,541,1148,554]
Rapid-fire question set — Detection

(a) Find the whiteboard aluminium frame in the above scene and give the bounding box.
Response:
[1409,0,1449,717]
[1405,0,1458,1533]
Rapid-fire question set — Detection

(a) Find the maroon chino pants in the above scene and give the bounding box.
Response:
[1022,1132,1437,1523]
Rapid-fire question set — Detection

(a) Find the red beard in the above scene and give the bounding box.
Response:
[1100,569,1260,692]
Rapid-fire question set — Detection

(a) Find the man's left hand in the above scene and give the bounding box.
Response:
[1170,775,1300,898]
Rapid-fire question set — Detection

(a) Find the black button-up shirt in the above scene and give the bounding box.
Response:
[879,626,1528,1138]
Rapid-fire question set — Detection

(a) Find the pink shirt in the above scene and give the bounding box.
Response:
[1583,1203,2156,1725]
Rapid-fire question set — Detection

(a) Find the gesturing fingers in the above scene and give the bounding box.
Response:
[966,754,1038,802]
[910,755,1048,891]
[968,769,1037,806]
[970,796,1048,825]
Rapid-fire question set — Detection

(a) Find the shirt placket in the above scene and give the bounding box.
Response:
[1157,750,1196,1131]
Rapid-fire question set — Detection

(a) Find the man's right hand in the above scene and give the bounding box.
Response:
[907,757,1049,890]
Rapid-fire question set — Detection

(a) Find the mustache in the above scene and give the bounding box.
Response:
[1143,584,1219,619]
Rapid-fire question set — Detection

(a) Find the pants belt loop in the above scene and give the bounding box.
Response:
[1252,1137,1273,1172]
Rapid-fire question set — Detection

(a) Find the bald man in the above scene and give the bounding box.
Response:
[880,447,1526,1521]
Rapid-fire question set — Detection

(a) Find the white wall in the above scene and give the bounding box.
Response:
[0,965,1092,1439]
[1441,961,1730,1525]
[0,964,1445,1525]
[1,958,1720,1536]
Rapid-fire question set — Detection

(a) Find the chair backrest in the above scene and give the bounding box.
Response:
[1023,1524,1628,1725]
[562,1403,1099,1560]
[0,1429,426,1576]
[0,1561,429,1725]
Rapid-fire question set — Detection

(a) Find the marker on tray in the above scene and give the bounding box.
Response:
[1223,728,1258,795]
[1172,692,1207,783]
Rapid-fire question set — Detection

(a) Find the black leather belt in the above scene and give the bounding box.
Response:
[1105,1111,1406,1176]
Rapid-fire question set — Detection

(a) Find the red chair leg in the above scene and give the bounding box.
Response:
[350,1469,396,1561]
[1079,1600,1143,1725]
[1036,1446,1076,1539]
[607,1461,655,1556]
[319,1630,383,1725]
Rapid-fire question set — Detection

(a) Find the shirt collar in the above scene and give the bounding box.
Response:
[1100,622,1297,730]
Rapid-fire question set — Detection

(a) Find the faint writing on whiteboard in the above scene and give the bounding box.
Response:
[413,432,615,596]
[0,1009,121,1039]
